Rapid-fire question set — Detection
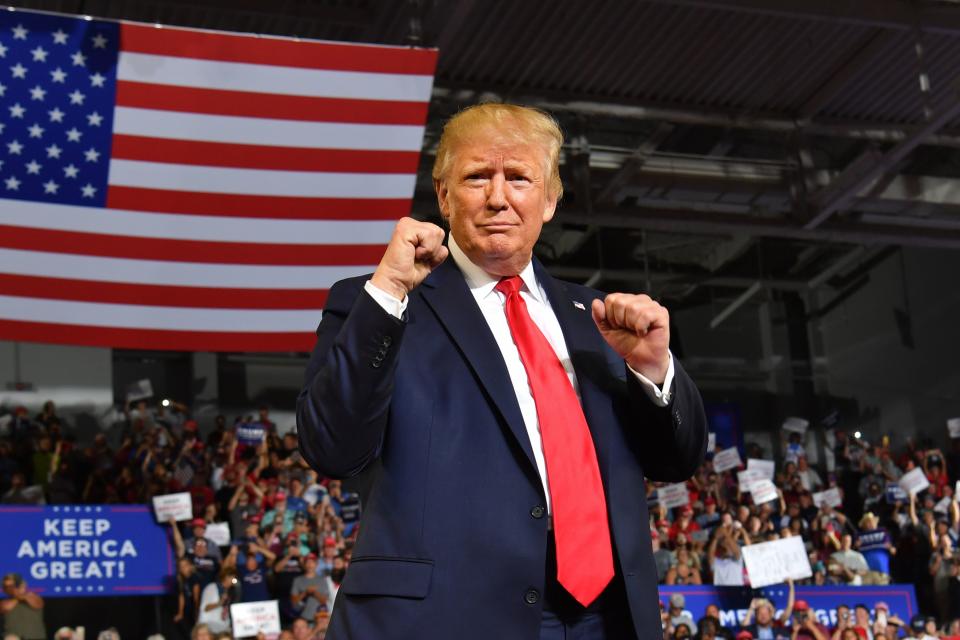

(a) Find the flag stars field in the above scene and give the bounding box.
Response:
[0,7,437,351]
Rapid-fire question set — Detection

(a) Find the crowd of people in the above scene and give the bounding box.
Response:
[650,427,960,639]
[1,399,958,639]
[0,400,359,640]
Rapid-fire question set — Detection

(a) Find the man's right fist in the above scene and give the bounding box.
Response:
[370,217,448,300]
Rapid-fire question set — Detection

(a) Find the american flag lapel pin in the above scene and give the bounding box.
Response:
[573,301,586,310]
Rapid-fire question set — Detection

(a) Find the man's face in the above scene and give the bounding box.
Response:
[756,603,773,625]
[855,607,869,624]
[292,619,310,640]
[436,130,557,277]
[2,578,18,596]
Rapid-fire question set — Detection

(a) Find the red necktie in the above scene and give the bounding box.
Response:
[495,275,613,607]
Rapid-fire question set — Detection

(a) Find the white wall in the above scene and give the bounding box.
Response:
[0,340,113,411]
[814,247,960,444]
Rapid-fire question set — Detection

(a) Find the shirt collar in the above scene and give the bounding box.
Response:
[448,232,542,303]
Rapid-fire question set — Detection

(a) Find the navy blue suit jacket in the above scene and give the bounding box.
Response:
[297,257,707,639]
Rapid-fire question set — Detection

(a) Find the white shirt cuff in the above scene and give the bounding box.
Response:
[627,351,674,407]
[364,280,408,319]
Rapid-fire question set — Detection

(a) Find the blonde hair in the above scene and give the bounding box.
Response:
[432,103,564,199]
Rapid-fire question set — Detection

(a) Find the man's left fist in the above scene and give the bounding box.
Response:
[591,293,670,384]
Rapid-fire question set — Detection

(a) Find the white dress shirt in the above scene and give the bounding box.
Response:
[363,234,675,511]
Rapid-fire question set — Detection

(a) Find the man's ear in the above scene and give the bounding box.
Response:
[542,191,558,224]
[434,178,450,220]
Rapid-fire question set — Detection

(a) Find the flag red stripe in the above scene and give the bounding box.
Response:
[106,187,410,220]
[111,135,420,173]
[0,319,316,352]
[0,225,385,266]
[120,23,438,76]
[0,274,329,309]
[115,81,429,125]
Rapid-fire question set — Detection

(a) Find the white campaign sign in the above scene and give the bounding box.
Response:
[750,479,779,505]
[949,418,960,439]
[231,600,280,637]
[126,378,154,402]
[152,492,193,522]
[782,417,809,435]
[742,536,812,588]
[708,432,717,451]
[713,447,742,473]
[812,487,843,508]
[658,483,690,509]
[747,458,776,480]
[205,522,231,547]
[738,469,763,493]
[899,467,931,496]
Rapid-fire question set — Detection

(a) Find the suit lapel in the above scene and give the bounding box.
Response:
[418,259,539,473]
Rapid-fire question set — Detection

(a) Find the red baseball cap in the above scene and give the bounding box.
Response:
[191,518,206,528]
[794,600,810,611]
[304,553,317,561]
[680,505,693,515]
[736,632,754,640]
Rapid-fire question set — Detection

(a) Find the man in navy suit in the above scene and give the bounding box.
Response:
[297,103,707,639]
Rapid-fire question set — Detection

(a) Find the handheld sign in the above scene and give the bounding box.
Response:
[782,417,809,435]
[152,492,193,522]
[885,483,907,504]
[713,447,742,473]
[125,379,154,402]
[750,479,779,505]
[738,469,763,493]
[231,600,281,637]
[812,487,843,509]
[236,422,266,446]
[205,522,231,547]
[949,418,960,440]
[742,536,812,588]
[658,483,690,509]
[898,467,931,496]
[747,458,775,480]
[708,432,717,451]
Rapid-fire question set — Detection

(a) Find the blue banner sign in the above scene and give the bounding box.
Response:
[660,584,918,630]
[0,505,174,597]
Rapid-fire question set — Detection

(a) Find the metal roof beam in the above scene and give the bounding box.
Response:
[805,96,960,229]
[596,123,676,205]
[552,206,960,249]
[646,0,960,35]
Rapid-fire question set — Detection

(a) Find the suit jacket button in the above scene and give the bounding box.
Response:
[371,360,382,369]
[524,589,540,605]
[382,335,392,347]
[530,505,545,519]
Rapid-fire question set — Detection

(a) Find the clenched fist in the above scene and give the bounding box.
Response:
[371,217,448,300]
[591,293,670,384]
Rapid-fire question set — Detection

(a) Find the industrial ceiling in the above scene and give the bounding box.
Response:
[9,0,960,308]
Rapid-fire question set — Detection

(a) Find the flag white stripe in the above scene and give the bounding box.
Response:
[0,295,321,332]
[108,159,417,198]
[0,249,373,289]
[117,52,435,102]
[0,200,396,244]
[113,107,426,151]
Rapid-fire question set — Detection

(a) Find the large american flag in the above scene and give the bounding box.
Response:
[0,8,436,351]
